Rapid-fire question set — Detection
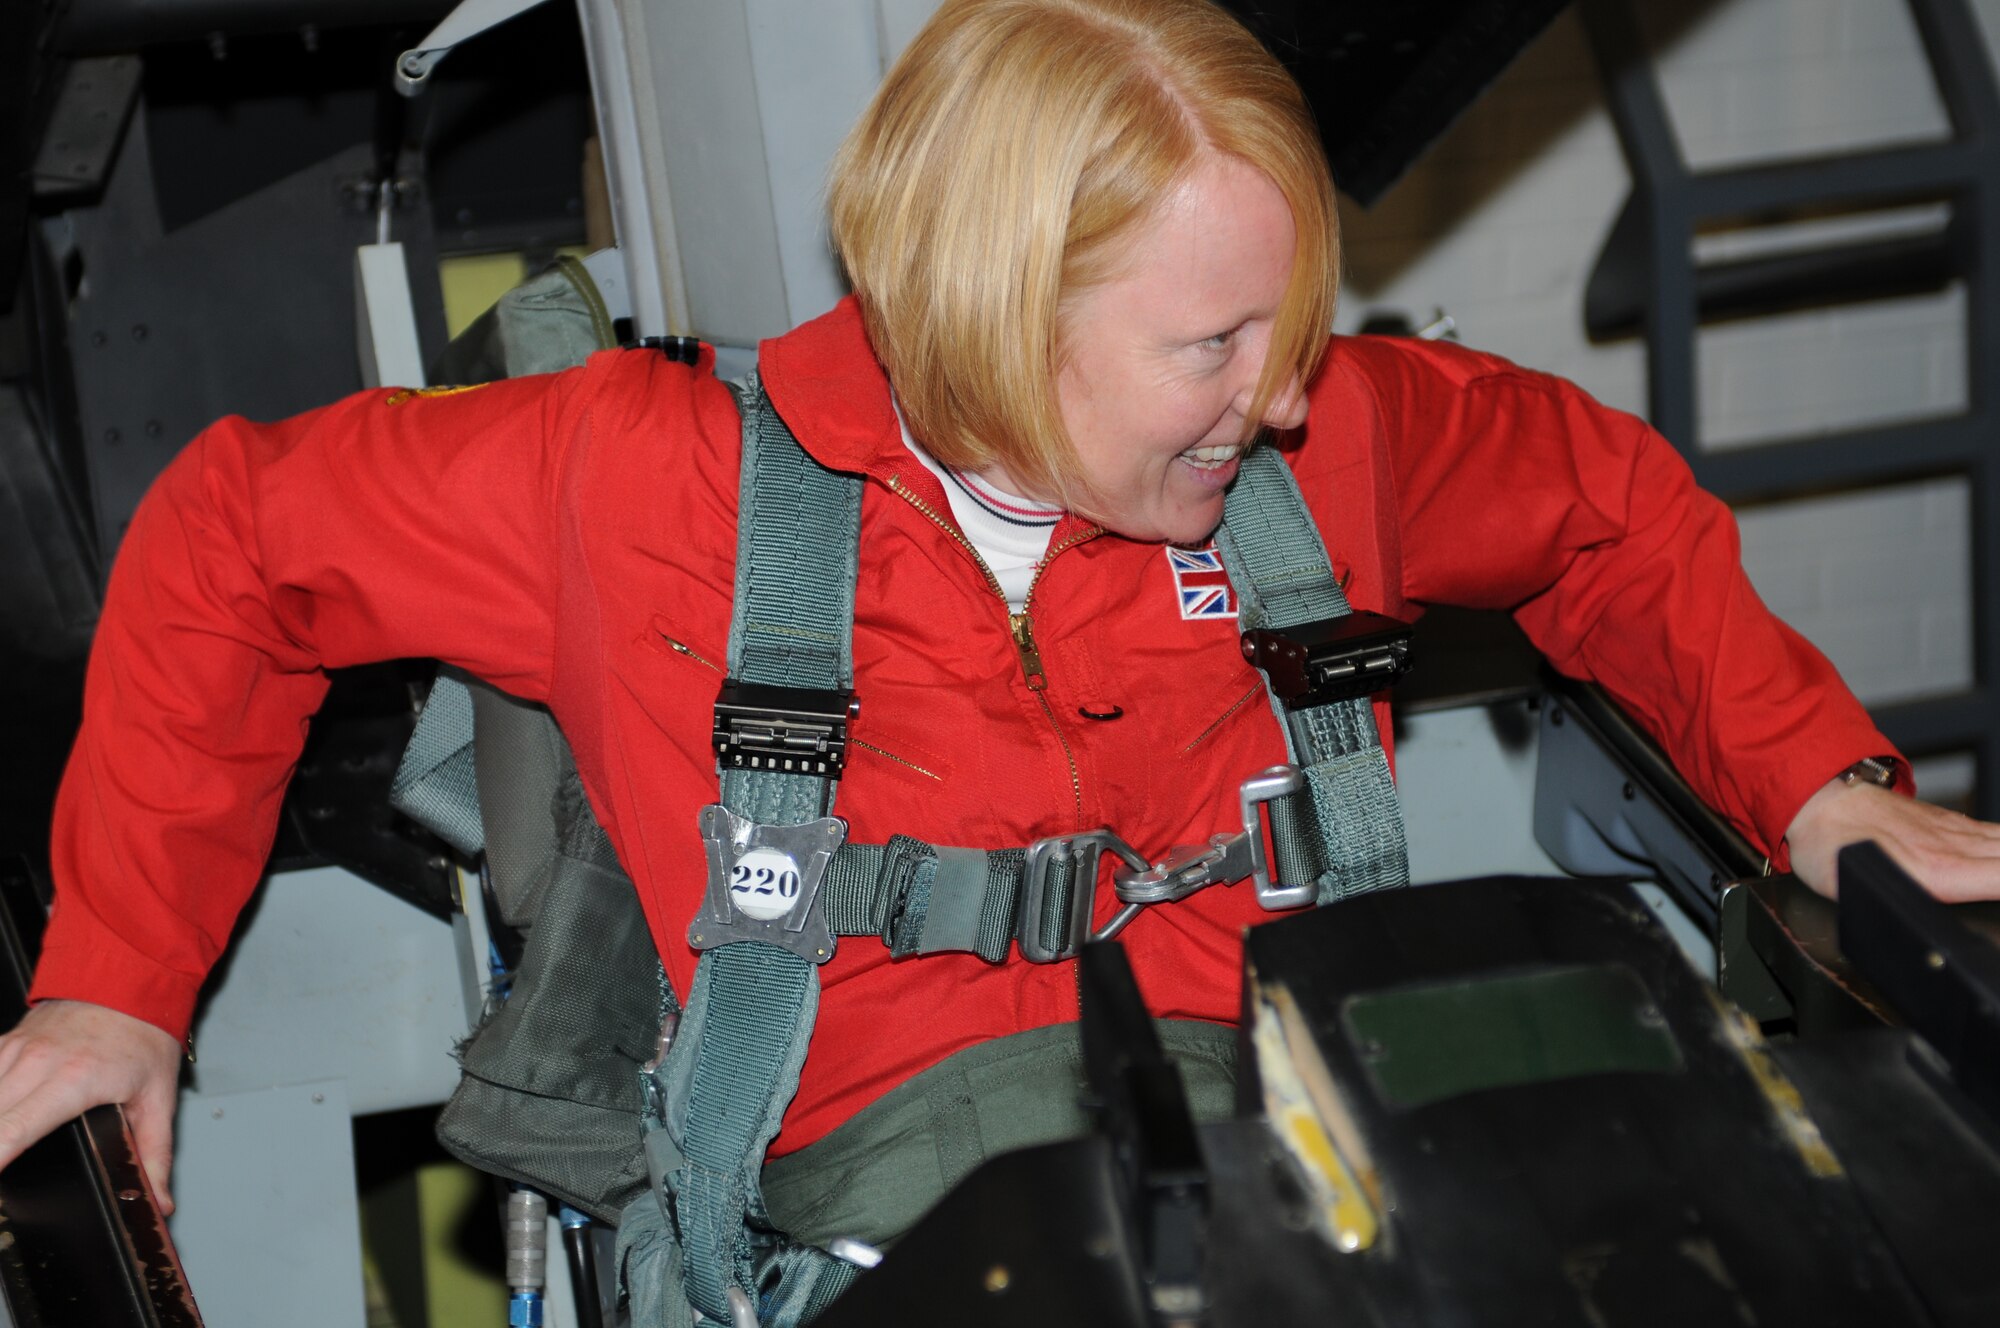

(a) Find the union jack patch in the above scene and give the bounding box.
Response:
[1166,544,1236,620]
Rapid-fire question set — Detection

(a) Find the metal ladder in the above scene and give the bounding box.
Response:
[1578,0,2000,820]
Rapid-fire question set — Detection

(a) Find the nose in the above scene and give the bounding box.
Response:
[1261,374,1308,431]
[1234,365,1308,434]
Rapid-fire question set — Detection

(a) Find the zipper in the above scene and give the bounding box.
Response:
[1015,525,1102,821]
[1182,683,1265,755]
[886,475,1007,599]
[1008,614,1048,690]
[656,630,722,673]
[888,473,1102,823]
[850,739,942,782]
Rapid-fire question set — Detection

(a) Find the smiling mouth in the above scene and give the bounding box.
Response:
[1178,444,1244,471]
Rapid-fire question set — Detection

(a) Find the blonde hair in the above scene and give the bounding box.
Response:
[828,0,1339,506]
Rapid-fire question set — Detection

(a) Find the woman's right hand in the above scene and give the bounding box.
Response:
[0,999,184,1213]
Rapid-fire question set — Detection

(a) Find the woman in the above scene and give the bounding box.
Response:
[0,0,1994,1317]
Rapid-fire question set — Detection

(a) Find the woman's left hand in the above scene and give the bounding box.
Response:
[1785,780,2000,902]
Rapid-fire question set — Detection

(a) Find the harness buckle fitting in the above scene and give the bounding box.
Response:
[1094,764,1313,938]
[688,804,846,964]
[1240,610,1413,710]
[1111,833,1253,907]
[1241,764,1314,910]
[1018,829,1148,963]
[711,680,858,777]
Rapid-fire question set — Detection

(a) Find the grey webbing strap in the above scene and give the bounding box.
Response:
[728,383,861,691]
[389,670,486,856]
[1215,446,1410,902]
[666,378,863,1325]
[820,839,1030,961]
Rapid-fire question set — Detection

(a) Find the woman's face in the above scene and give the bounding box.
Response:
[999,154,1307,545]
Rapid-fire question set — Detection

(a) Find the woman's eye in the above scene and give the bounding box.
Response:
[1199,330,1235,352]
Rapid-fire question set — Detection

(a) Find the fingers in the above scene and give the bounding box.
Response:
[0,1002,185,1180]
[127,1071,179,1216]
[1802,786,2000,904]
[0,1039,108,1172]
[1869,810,2000,904]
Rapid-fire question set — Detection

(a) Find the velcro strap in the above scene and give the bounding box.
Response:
[1266,750,1410,903]
[820,839,1027,962]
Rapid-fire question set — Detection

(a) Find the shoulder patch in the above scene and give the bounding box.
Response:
[384,383,490,406]
[1166,543,1236,620]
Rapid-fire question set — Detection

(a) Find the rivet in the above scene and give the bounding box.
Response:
[311,1092,325,1104]
[1621,782,1636,801]
[212,1107,224,1120]
[118,1188,142,1202]
[1926,951,1946,970]
[983,1265,1010,1294]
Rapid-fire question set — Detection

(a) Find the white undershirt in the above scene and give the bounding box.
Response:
[898,416,1061,611]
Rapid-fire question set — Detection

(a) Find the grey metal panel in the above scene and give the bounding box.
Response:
[0,385,99,656]
[57,0,453,53]
[743,0,881,328]
[63,107,447,559]
[575,0,680,336]
[620,0,889,343]
[871,0,941,63]
[30,56,142,204]
[170,1079,366,1328]
[1394,699,1562,886]
[187,865,465,1115]
[647,0,793,344]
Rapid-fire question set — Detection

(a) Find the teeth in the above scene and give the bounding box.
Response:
[1180,444,1242,470]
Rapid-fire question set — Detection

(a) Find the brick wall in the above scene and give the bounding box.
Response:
[1337,0,1999,806]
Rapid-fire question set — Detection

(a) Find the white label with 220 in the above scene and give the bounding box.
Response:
[729,846,803,921]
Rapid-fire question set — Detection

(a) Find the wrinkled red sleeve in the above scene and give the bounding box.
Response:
[1337,337,1908,862]
[31,367,597,1040]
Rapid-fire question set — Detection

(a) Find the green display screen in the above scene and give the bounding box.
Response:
[1342,963,1684,1109]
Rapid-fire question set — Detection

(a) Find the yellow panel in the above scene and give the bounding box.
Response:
[438,253,529,341]
[418,1160,508,1327]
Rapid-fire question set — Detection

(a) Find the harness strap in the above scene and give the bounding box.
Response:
[389,667,485,857]
[654,379,862,1325]
[822,838,1030,962]
[1215,446,1411,901]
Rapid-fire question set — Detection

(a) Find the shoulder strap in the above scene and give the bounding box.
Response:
[648,377,863,1326]
[1216,446,1411,901]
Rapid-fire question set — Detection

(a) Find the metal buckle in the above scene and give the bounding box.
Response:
[1096,765,1314,942]
[687,804,846,964]
[711,680,858,777]
[1240,764,1313,910]
[1112,835,1257,908]
[1018,829,1148,963]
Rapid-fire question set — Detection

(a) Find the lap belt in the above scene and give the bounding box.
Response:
[815,761,1310,964]
[636,396,1411,1328]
